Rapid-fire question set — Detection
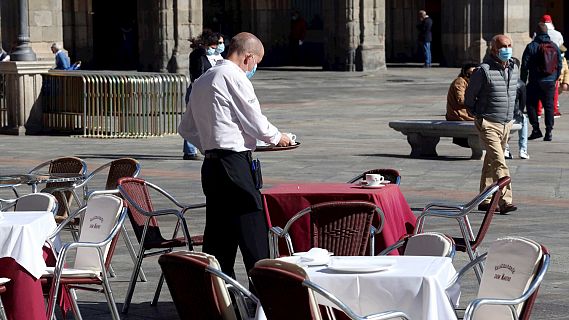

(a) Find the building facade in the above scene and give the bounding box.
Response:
[0,0,567,74]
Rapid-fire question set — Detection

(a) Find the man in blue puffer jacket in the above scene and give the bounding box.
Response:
[465,34,518,215]
[521,22,562,141]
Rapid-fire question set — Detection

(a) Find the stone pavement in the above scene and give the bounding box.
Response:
[0,66,567,319]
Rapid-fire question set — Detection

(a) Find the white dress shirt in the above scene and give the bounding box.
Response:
[207,54,223,68]
[178,59,281,153]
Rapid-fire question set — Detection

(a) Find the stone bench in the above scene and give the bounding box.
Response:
[389,120,522,160]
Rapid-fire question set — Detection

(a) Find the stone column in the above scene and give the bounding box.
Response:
[441,0,530,66]
[323,0,385,71]
[0,61,52,135]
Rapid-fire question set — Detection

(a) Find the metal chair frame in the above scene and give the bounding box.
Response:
[446,241,550,320]
[47,158,145,281]
[414,176,510,282]
[28,156,87,219]
[117,177,205,313]
[43,194,127,320]
[268,201,385,258]
[0,278,9,320]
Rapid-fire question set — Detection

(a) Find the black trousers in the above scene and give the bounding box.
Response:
[527,80,555,133]
[201,150,269,278]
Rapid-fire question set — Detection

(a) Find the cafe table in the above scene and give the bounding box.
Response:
[0,211,57,320]
[256,256,460,320]
[0,173,85,194]
[262,183,416,254]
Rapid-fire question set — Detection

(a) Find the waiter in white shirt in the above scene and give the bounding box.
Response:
[178,32,292,278]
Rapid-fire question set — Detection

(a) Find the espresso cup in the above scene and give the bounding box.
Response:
[284,132,297,144]
[365,174,384,186]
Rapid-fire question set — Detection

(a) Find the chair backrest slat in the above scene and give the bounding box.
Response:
[472,176,511,250]
[403,232,454,257]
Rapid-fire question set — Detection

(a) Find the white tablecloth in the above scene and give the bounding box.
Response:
[308,256,458,320]
[0,211,56,279]
[255,256,459,320]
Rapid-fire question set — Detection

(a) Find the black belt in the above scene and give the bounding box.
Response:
[204,149,251,159]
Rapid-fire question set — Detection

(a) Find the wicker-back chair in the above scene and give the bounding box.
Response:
[347,169,401,185]
[269,201,384,258]
[117,177,205,313]
[29,156,87,222]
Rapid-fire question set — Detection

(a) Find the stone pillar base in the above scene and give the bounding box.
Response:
[0,61,53,135]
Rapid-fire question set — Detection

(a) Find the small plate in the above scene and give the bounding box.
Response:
[326,258,394,273]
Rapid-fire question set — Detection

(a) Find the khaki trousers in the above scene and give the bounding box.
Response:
[475,117,513,206]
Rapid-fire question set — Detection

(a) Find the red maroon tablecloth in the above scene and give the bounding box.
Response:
[0,257,47,320]
[262,183,416,255]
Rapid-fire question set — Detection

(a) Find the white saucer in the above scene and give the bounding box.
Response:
[357,184,385,189]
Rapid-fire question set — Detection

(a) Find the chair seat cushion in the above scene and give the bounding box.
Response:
[143,235,203,249]
[43,267,100,278]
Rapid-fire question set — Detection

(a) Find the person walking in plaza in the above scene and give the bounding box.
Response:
[178,32,293,278]
[446,63,478,147]
[416,10,433,68]
[182,30,225,160]
[505,58,530,160]
[535,15,564,118]
[521,22,562,141]
[465,34,518,214]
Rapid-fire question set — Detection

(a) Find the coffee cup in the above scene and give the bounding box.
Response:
[364,174,384,186]
[284,132,297,145]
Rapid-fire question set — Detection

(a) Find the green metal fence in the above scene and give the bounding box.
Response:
[41,71,189,138]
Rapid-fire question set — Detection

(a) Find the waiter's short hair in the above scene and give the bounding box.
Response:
[228,32,263,57]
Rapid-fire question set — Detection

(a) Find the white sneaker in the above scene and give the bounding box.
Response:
[519,150,530,159]
[504,149,513,159]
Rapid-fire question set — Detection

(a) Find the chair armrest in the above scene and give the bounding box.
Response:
[304,280,409,320]
[424,202,465,211]
[377,238,406,256]
[48,206,87,240]
[181,202,206,215]
[145,180,191,209]
[419,207,469,219]
[269,226,286,238]
[446,252,488,290]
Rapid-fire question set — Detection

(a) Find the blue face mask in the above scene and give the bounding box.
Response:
[246,64,257,79]
[498,47,512,62]
[206,47,216,56]
[215,43,225,55]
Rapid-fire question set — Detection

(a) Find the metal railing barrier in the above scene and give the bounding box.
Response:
[41,71,189,138]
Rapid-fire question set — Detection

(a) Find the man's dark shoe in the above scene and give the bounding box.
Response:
[544,131,552,141]
[477,203,499,212]
[183,154,202,160]
[499,204,518,215]
[528,129,543,140]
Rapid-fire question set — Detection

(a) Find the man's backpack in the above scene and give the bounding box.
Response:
[537,41,559,75]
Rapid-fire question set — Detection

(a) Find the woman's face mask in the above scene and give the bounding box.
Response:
[206,47,216,56]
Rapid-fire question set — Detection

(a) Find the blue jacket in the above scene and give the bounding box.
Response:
[55,51,71,70]
[520,33,562,83]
